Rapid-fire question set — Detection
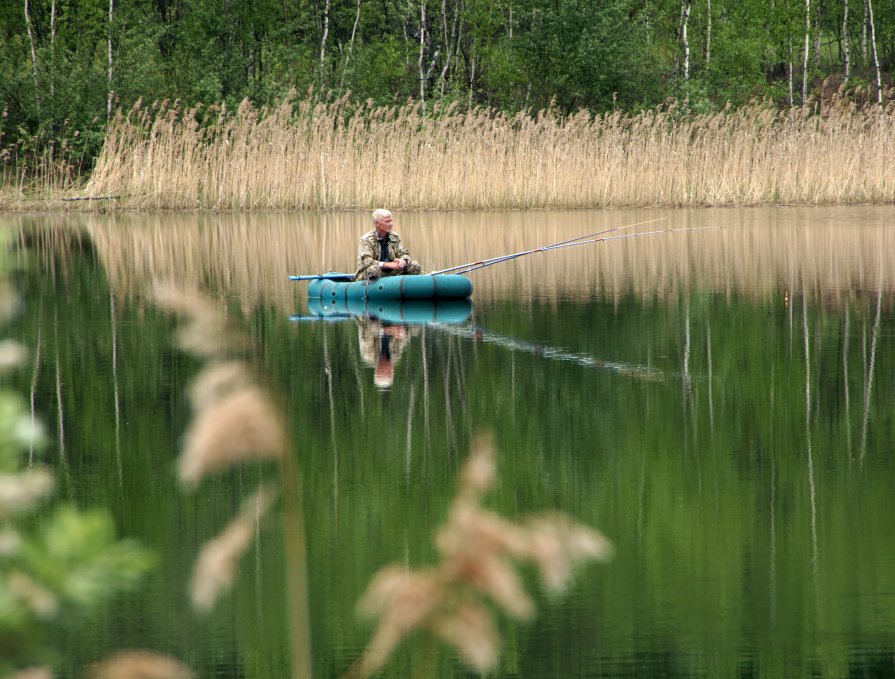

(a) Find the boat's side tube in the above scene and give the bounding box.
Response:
[307,275,472,300]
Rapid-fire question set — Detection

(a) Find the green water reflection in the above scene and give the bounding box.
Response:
[5,212,895,679]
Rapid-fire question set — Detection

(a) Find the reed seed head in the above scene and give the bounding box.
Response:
[187,360,254,411]
[190,485,274,612]
[151,282,246,358]
[178,385,285,487]
[87,651,194,679]
[0,468,54,518]
[347,432,614,678]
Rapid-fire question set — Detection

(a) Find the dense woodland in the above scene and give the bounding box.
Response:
[1,0,894,168]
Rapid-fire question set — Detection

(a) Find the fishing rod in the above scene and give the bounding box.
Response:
[429,217,666,276]
[288,272,356,282]
[449,226,723,276]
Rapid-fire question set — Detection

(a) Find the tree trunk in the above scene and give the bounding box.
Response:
[679,0,692,82]
[788,38,795,107]
[468,52,476,107]
[813,3,822,64]
[861,0,868,64]
[108,0,115,118]
[802,0,810,103]
[866,0,881,103]
[439,0,460,97]
[418,0,427,105]
[338,0,362,94]
[50,0,56,99]
[319,0,331,87]
[24,0,40,111]
[704,0,711,68]
[842,0,850,81]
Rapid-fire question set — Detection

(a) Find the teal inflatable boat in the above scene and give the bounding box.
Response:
[300,297,473,325]
[293,272,473,301]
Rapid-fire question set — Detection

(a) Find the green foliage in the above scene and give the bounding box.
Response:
[2,0,894,182]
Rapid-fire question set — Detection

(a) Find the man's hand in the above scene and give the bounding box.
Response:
[385,258,408,271]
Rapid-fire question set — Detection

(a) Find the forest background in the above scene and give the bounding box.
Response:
[1,0,894,183]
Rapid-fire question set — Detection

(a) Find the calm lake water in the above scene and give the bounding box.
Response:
[4,206,895,678]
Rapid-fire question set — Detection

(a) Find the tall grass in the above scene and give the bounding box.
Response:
[82,93,895,210]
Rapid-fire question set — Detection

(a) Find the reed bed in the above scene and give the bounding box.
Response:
[19,207,895,311]
[83,95,895,211]
[0,120,87,210]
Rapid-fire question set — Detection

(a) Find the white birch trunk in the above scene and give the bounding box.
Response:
[418,0,427,105]
[107,0,114,118]
[50,0,56,99]
[403,0,411,71]
[866,0,881,103]
[468,54,476,107]
[319,0,331,86]
[788,38,795,107]
[24,0,40,110]
[680,0,692,82]
[439,0,459,96]
[338,0,362,94]
[802,0,810,103]
[842,0,850,81]
[861,0,868,64]
[704,0,711,68]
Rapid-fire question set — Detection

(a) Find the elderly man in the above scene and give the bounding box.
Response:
[356,208,422,281]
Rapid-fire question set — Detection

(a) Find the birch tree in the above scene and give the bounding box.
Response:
[107,0,115,118]
[319,0,331,87]
[704,0,711,69]
[866,0,882,103]
[50,0,57,99]
[418,0,427,105]
[339,0,362,94]
[788,37,795,106]
[802,0,810,103]
[679,0,692,82]
[24,0,40,111]
[842,0,850,81]
[861,0,868,64]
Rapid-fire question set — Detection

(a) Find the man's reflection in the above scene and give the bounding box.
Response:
[356,317,415,389]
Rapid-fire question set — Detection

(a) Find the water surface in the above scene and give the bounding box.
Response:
[5,206,895,678]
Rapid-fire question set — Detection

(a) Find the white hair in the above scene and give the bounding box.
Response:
[372,208,392,224]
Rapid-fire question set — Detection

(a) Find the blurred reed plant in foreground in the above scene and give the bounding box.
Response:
[344,432,614,679]
[151,282,613,679]
[151,282,313,679]
[0,233,156,678]
[82,92,895,211]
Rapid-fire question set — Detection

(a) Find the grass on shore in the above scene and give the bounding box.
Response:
[3,92,895,211]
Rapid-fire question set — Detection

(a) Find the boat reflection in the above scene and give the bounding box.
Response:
[298,297,474,325]
[292,298,660,383]
[292,298,473,389]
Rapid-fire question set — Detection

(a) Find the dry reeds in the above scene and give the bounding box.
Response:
[345,432,613,678]
[83,95,895,210]
[67,207,895,314]
[0,116,85,210]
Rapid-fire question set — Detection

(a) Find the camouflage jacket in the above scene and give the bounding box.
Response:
[356,230,411,278]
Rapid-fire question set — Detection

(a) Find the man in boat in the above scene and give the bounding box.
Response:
[355,208,422,281]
